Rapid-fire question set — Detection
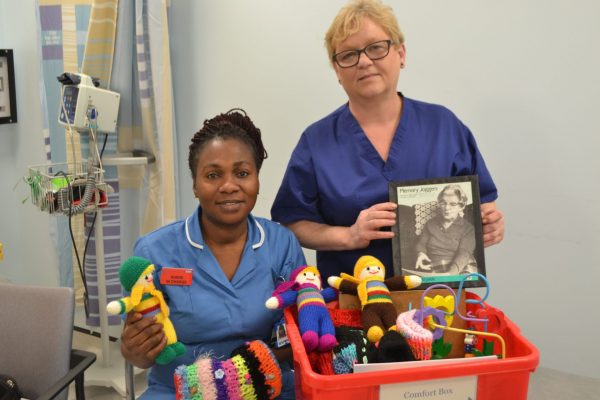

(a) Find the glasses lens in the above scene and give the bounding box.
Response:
[334,40,393,68]
[335,50,359,68]
[365,40,391,60]
[439,201,460,207]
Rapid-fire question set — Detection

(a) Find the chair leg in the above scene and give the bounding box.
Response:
[75,373,86,400]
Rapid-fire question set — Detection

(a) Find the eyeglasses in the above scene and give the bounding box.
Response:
[332,40,394,68]
[438,201,462,208]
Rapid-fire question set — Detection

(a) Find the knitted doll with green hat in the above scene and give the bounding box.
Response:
[107,256,186,365]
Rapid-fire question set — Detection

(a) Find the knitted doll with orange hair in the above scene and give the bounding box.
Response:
[328,255,422,343]
[265,265,338,352]
[106,256,185,365]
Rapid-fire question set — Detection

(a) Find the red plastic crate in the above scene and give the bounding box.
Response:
[284,292,539,400]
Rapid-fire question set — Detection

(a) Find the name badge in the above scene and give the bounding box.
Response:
[160,267,193,286]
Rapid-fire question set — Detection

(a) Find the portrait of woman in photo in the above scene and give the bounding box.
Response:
[413,184,477,276]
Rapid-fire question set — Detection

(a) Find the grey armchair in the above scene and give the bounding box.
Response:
[0,282,96,400]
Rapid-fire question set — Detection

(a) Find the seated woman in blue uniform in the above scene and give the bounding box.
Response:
[120,109,306,399]
[271,0,504,281]
[414,184,478,275]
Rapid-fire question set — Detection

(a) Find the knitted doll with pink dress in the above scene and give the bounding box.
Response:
[265,265,338,352]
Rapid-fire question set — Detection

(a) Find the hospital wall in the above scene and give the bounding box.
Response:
[0,0,59,286]
[0,0,598,380]
[169,0,600,379]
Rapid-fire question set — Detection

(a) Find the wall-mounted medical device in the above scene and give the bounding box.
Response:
[57,72,120,132]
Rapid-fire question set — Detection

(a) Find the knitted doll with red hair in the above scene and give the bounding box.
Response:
[265,265,338,352]
[328,255,422,343]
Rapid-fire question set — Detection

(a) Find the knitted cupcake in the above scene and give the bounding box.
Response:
[396,309,434,360]
[174,340,282,400]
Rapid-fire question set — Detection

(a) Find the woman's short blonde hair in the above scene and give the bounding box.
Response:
[325,0,404,65]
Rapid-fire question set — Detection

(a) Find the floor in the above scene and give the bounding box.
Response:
[527,367,600,400]
[68,330,147,400]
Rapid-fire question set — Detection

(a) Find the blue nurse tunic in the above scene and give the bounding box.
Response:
[133,206,306,399]
[271,94,497,281]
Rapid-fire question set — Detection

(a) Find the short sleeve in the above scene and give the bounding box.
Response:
[277,229,307,281]
[454,121,498,203]
[271,133,324,225]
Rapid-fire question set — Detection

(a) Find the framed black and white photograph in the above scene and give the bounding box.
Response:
[389,175,486,288]
[0,49,17,124]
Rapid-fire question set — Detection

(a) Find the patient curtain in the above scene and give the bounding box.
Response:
[37,0,177,327]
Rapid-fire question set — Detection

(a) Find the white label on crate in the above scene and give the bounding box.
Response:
[379,375,477,400]
[354,356,496,373]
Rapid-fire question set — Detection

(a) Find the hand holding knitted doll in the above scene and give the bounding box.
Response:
[265,265,338,352]
[327,255,422,343]
[107,256,185,365]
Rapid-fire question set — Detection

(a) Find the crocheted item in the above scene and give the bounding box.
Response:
[174,364,201,400]
[173,340,282,400]
[210,359,228,400]
[107,256,185,365]
[329,307,362,328]
[335,326,371,365]
[307,350,335,375]
[221,359,243,400]
[196,358,217,400]
[332,343,357,374]
[118,256,153,291]
[231,354,256,399]
[245,340,282,398]
[329,255,421,343]
[368,330,416,363]
[266,265,338,353]
[396,309,433,360]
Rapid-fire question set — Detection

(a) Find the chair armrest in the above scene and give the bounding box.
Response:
[36,349,96,400]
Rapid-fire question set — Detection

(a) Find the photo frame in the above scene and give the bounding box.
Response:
[0,49,18,124]
[389,175,485,289]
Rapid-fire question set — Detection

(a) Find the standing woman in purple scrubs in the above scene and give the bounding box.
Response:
[271,0,504,281]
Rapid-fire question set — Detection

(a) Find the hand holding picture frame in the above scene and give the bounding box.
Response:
[389,175,486,289]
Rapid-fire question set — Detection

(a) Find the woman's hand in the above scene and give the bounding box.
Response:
[415,252,432,271]
[481,202,504,247]
[120,312,167,369]
[347,202,397,249]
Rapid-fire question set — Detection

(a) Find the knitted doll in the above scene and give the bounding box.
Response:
[174,339,282,400]
[265,265,338,352]
[106,256,185,365]
[327,255,422,343]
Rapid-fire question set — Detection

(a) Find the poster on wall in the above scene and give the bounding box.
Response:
[389,175,485,289]
[0,49,17,124]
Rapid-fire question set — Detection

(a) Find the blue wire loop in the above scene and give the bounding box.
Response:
[416,273,491,332]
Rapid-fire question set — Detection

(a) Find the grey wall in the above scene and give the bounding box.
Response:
[170,0,600,378]
[1,0,598,380]
[0,1,59,286]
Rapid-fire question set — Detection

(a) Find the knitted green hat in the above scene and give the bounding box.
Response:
[119,256,153,291]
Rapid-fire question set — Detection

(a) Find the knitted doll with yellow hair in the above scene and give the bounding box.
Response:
[266,265,338,352]
[328,255,422,343]
[107,256,185,365]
